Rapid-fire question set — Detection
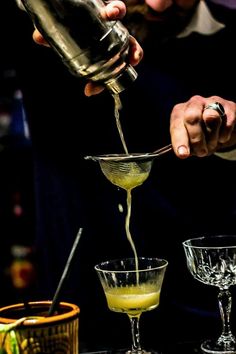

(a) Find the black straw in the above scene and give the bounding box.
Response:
[48,227,83,316]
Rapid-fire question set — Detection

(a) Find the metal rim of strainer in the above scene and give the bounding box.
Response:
[84,144,172,162]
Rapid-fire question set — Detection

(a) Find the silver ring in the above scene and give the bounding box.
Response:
[204,102,226,119]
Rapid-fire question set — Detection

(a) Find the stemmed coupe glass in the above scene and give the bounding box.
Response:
[95,257,168,354]
[183,235,236,354]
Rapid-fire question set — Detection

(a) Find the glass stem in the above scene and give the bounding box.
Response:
[218,289,234,338]
[129,315,142,352]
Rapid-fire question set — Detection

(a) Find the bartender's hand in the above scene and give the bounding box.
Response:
[170,95,236,158]
[32,0,143,96]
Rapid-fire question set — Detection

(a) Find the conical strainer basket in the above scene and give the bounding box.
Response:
[85,144,172,190]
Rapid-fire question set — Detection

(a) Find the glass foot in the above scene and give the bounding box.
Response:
[201,338,236,354]
[81,350,161,354]
[126,351,160,354]
[80,348,162,354]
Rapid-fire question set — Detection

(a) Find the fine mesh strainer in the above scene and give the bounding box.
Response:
[84,144,172,190]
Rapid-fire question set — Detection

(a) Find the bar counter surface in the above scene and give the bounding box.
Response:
[80,340,203,354]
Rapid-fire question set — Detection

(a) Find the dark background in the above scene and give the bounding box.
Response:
[1,1,236,354]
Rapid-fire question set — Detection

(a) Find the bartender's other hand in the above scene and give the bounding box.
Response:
[32,0,143,96]
[170,95,236,159]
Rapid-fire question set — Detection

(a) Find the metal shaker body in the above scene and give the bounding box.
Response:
[21,0,138,93]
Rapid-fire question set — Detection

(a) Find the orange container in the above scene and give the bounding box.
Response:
[0,301,79,353]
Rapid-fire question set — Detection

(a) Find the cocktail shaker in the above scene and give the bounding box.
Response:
[21,0,138,94]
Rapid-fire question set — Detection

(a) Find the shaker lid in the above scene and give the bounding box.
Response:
[105,65,138,94]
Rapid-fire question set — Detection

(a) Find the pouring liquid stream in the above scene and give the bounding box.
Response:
[111,94,149,282]
[126,188,139,283]
[113,94,129,155]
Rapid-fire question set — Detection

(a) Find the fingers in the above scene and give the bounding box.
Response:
[170,103,192,159]
[201,97,236,151]
[85,3,142,96]
[100,1,126,20]
[84,82,104,97]
[217,100,236,144]
[32,29,49,46]
[101,2,143,67]
[128,36,143,66]
[202,102,224,151]
[170,95,236,159]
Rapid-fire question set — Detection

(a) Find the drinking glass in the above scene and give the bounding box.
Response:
[183,235,236,354]
[95,257,168,354]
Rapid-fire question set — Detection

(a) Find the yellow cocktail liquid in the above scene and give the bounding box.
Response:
[103,170,149,191]
[105,285,160,316]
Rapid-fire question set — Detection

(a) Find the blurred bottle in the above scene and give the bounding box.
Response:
[9,244,35,291]
[10,89,30,141]
[21,0,138,94]
[0,101,11,150]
